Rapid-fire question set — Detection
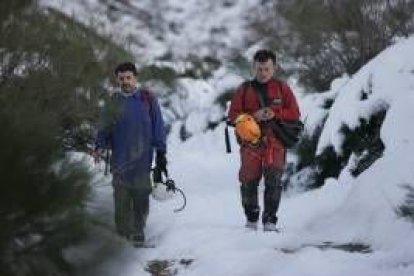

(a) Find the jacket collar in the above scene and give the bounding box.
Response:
[118,86,140,98]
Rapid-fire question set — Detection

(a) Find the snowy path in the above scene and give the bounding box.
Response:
[75,124,414,276]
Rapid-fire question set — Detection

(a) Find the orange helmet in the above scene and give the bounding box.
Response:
[234,113,261,144]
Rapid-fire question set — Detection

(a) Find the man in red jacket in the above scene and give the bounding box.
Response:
[228,49,300,231]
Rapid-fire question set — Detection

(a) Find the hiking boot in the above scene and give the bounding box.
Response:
[262,212,278,225]
[128,233,145,248]
[263,222,279,232]
[245,221,258,230]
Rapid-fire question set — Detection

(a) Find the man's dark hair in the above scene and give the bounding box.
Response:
[114,62,138,76]
[253,49,276,64]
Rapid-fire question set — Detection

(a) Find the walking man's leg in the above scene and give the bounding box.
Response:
[262,168,283,231]
[130,189,150,244]
[113,184,135,238]
[262,136,285,231]
[240,180,260,229]
[239,145,263,230]
[130,174,151,246]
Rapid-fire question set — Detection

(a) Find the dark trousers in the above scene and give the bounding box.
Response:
[239,135,285,224]
[240,169,282,224]
[112,174,151,238]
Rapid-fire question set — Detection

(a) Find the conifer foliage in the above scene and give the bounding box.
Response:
[251,0,414,90]
[0,1,130,275]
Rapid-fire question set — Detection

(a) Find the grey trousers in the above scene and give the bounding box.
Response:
[112,174,151,238]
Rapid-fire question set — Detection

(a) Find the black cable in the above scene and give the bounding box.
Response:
[173,187,187,213]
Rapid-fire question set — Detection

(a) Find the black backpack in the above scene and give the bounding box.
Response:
[269,119,304,148]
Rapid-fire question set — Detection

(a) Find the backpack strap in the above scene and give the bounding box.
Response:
[225,82,250,153]
[253,81,268,108]
[242,80,268,111]
[140,88,154,116]
[241,80,251,112]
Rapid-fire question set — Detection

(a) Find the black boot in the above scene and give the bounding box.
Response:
[240,181,260,228]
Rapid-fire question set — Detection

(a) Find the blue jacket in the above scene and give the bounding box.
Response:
[96,88,166,183]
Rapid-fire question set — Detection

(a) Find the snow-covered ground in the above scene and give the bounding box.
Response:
[78,124,414,275]
[64,35,414,276]
[27,1,414,275]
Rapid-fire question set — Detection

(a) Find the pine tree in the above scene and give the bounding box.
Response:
[0,1,131,275]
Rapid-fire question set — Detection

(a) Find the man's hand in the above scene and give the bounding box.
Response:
[155,150,167,173]
[253,107,275,122]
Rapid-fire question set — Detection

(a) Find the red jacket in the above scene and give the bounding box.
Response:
[228,78,300,123]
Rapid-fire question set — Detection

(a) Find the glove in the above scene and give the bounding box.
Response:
[152,166,163,183]
[165,179,176,192]
[155,150,167,173]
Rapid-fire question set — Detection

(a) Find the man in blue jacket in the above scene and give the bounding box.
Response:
[94,62,167,246]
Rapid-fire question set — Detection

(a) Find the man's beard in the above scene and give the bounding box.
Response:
[121,84,134,92]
